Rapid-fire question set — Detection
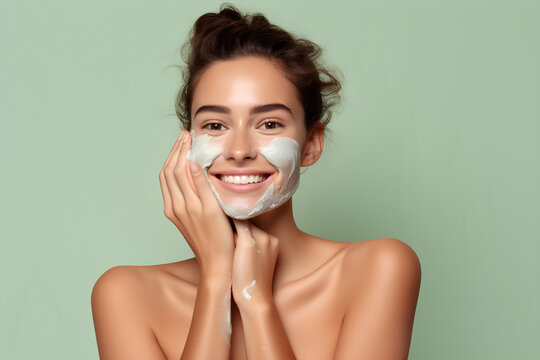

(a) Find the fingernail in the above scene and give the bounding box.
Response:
[190,162,200,175]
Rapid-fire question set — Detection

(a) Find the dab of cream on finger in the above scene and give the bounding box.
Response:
[242,280,257,301]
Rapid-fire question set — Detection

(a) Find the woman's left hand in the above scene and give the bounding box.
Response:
[231,219,280,308]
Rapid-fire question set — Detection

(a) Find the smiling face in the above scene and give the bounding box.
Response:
[189,56,322,219]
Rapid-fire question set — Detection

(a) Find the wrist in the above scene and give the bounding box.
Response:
[200,262,232,283]
[236,292,274,315]
[197,276,232,302]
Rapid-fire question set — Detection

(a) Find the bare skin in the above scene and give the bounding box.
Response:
[91,56,422,360]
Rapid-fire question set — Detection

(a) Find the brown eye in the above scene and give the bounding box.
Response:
[203,122,224,131]
[263,121,281,129]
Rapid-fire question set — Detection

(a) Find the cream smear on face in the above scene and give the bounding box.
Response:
[188,132,301,220]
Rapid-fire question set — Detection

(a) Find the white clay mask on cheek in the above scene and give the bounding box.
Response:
[188,133,301,220]
[240,137,301,218]
[187,132,224,170]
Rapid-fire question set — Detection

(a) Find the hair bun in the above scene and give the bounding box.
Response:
[193,5,245,37]
[217,6,244,22]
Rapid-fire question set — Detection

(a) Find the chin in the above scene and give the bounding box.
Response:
[205,168,297,220]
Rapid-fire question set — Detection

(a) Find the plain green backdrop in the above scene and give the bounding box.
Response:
[1,0,539,359]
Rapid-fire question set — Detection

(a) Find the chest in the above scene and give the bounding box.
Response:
[153,253,351,360]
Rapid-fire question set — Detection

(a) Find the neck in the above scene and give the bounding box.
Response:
[249,199,299,239]
[248,199,313,288]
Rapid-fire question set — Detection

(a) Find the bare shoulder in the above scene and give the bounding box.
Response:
[93,257,197,291]
[92,257,200,307]
[91,265,149,312]
[329,241,421,358]
[90,265,165,359]
[290,236,421,285]
[341,237,422,298]
[344,237,421,271]
[91,259,200,359]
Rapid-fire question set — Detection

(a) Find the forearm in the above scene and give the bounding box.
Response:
[238,299,296,360]
[181,273,232,360]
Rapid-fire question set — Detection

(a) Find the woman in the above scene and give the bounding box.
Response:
[91,5,421,360]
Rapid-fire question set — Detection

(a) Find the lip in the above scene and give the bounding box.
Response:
[211,173,274,194]
[209,168,273,176]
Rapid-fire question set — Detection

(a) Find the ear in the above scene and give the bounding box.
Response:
[300,122,325,167]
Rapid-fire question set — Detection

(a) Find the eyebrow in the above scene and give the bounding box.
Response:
[194,103,293,117]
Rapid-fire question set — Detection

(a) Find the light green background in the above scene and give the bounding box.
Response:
[1,0,538,359]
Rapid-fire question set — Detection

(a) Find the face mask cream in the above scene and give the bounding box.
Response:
[187,132,301,219]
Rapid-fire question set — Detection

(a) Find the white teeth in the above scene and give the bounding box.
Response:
[220,175,267,184]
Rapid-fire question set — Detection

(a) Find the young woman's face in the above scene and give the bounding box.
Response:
[189,56,317,219]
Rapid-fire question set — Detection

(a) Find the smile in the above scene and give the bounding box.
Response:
[218,174,269,184]
[213,173,274,194]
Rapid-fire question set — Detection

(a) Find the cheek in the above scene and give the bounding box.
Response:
[189,133,224,169]
[259,137,300,190]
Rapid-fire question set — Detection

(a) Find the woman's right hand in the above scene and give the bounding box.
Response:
[158,131,235,278]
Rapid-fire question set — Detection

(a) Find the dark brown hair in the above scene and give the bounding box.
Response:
[175,4,342,131]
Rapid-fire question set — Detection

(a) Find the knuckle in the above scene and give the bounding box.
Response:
[163,168,174,180]
[185,203,201,216]
[259,236,270,247]
[164,208,174,219]
[172,204,185,217]
[173,167,183,178]
[159,174,167,186]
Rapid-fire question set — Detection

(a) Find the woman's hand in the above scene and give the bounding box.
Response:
[159,131,235,278]
[231,219,280,308]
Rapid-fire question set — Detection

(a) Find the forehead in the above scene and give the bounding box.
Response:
[191,56,303,117]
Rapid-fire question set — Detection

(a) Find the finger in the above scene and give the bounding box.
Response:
[159,171,173,216]
[247,222,274,250]
[186,162,198,196]
[160,132,185,216]
[183,133,200,196]
[174,133,199,206]
[189,161,224,211]
[232,219,255,247]
[164,132,189,211]
[163,132,185,169]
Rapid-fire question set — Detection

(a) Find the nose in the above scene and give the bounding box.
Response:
[223,128,257,162]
